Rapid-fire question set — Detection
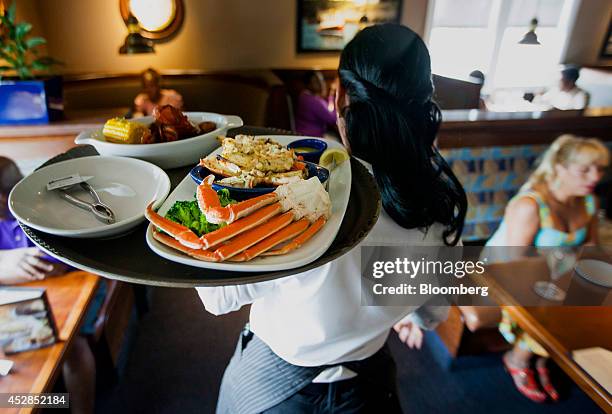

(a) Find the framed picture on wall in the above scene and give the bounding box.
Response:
[600,19,612,59]
[297,0,403,53]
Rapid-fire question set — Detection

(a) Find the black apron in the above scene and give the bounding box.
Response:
[216,326,399,414]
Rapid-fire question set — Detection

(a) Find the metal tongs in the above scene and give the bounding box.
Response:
[58,182,116,224]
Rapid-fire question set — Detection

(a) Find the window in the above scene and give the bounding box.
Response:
[426,0,578,90]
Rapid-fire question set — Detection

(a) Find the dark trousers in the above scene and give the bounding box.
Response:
[263,376,403,413]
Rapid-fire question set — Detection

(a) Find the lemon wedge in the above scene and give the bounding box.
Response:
[319,148,349,169]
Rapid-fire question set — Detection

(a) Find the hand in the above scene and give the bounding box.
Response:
[0,247,55,285]
[393,320,423,350]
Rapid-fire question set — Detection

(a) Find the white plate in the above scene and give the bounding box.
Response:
[145,136,351,272]
[575,259,612,288]
[9,156,171,238]
[75,112,243,169]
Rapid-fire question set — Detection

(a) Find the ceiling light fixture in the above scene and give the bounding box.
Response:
[519,18,541,45]
[519,0,541,45]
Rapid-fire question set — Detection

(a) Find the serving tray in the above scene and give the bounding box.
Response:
[20,127,381,287]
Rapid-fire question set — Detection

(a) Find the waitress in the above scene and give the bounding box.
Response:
[197,24,467,414]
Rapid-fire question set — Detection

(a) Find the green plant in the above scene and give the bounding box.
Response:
[0,1,60,80]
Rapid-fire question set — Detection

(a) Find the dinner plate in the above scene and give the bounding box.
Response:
[145,136,351,272]
[74,112,243,169]
[9,156,170,238]
[575,259,612,288]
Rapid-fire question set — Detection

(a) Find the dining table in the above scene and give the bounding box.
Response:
[0,271,100,414]
[482,245,612,412]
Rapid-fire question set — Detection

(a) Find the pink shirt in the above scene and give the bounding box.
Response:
[134,89,184,116]
[294,91,337,137]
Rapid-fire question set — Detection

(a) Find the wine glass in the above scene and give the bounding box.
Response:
[534,247,577,301]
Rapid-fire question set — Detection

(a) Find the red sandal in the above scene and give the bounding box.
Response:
[502,354,547,403]
[536,358,560,402]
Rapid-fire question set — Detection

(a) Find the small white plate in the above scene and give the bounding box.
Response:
[575,259,612,288]
[145,136,351,272]
[75,112,243,169]
[9,156,171,238]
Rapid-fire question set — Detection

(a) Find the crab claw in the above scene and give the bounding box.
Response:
[196,175,232,224]
[145,202,203,249]
[152,230,220,262]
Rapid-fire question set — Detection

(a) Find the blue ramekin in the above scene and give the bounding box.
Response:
[287,138,328,163]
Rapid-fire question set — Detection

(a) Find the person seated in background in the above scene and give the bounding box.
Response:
[532,65,589,111]
[486,135,609,403]
[133,68,183,117]
[0,156,103,414]
[294,70,337,137]
[0,158,68,283]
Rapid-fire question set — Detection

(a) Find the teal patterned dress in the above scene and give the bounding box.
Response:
[487,191,596,355]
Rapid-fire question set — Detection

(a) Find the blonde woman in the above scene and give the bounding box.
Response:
[487,135,610,402]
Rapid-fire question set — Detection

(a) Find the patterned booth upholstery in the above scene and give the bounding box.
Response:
[441,145,554,242]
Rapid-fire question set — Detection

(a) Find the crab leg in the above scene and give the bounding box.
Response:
[152,231,220,262]
[145,202,203,249]
[260,217,326,256]
[228,218,310,262]
[201,202,283,249]
[225,193,278,222]
[196,174,278,224]
[214,211,295,261]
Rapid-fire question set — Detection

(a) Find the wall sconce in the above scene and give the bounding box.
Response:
[118,0,184,54]
[120,0,184,42]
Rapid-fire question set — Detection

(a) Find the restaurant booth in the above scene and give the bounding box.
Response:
[1,0,611,413]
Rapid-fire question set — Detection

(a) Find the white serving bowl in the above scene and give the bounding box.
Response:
[9,156,171,238]
[75,112,243,169]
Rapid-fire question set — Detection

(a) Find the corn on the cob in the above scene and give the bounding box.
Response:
[102,118,150,144]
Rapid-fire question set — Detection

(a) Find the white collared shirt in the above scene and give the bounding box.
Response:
[537,86,588,110]
[196,215,449,382]
[196,163,450,382]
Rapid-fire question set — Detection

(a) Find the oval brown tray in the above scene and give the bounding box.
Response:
[20,127,381,287]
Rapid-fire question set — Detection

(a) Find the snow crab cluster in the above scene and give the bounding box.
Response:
[199,135,307,188]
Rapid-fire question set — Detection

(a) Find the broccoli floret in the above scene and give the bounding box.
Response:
[165,201,197,228]
[163,190,235,237]
[218,188,233,207]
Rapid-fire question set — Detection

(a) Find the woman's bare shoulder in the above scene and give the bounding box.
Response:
[506,195,539,224]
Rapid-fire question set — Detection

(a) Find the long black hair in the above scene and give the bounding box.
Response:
[338,24,466,245]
